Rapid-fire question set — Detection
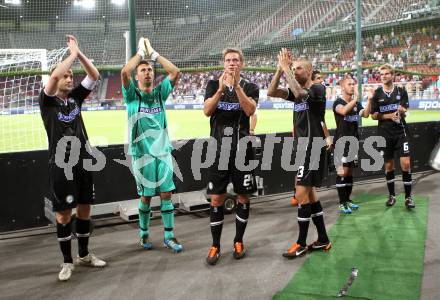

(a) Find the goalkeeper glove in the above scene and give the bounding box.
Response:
[137,37,147,59]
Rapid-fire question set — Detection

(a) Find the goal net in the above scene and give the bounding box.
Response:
[0,48,67,153]
[0,0,438,153]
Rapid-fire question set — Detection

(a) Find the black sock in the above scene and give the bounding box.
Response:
[336,176,347,205]
[234,202,250,243]
[402,171,412,198]
[210,206,224,249]
[57,221,73,263]
[386,170,395,196]
[311,201,329,243]
[345,176,353,201]
[297,204,311,247]
[76,218,90,258]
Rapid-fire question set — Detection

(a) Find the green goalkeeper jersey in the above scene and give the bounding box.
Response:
[122,77,173,157]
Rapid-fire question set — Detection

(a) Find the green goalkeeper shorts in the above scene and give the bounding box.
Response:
[131,154,175,196]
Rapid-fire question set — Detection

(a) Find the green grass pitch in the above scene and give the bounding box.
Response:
[0,109,439,153]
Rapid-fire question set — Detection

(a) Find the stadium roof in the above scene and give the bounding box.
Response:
[0,0,256,21]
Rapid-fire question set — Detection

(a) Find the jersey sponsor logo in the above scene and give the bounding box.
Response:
[217,101,241,111]
[273,102,295,109]
[344,114,360,122]
[139,106,163,114]
[68,98,75,104]
[379,103,398,113]
[396,95,401,100]
[294,102,309,112]
[379,99,385,102]
[57,106,80,122]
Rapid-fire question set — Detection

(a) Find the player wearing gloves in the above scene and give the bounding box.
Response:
[121,37,183,252]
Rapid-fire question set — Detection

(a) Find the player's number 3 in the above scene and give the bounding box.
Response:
[297,166,305,178]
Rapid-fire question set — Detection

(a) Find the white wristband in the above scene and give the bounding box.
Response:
[150,51,160,61]
[81,75,97,90]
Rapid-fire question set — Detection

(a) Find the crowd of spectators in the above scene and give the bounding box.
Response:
[2,26,439,110]
[166,69,439,103]
[167,26,440,103]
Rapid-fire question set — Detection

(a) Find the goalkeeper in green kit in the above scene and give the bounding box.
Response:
[121,37,182,252]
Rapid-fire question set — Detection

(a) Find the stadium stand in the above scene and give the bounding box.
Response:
[1,0,439,106]
[1,0,436,65]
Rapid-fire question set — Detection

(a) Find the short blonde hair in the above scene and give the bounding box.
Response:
[222,48,244,62]
[379,64,394,74]
[338,73,355,86]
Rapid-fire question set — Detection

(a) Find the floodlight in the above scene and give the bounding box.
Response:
[73,0,95,9]
[5,0,22,5]
[111,0,125,6]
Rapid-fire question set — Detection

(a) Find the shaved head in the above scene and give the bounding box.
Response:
[339,75,356,96]
[295,59,312,72]
[292,58,312,85]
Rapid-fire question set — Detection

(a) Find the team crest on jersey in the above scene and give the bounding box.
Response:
[68,98,75,104]
[66,195,74,204]
[353,106,357,112]
[396,95,401,100]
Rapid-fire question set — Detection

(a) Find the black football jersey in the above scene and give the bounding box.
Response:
[39,84,91,162]
[286,83,326,140]
[333,97,363,142]
[371,86,409,138]
[204,78,259,149]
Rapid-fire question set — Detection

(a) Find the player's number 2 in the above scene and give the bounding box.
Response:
[243,174,253,187]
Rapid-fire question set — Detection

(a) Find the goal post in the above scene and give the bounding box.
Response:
[0,48,67,153]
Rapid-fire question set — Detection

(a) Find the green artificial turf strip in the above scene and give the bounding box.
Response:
[273,194,429,300]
